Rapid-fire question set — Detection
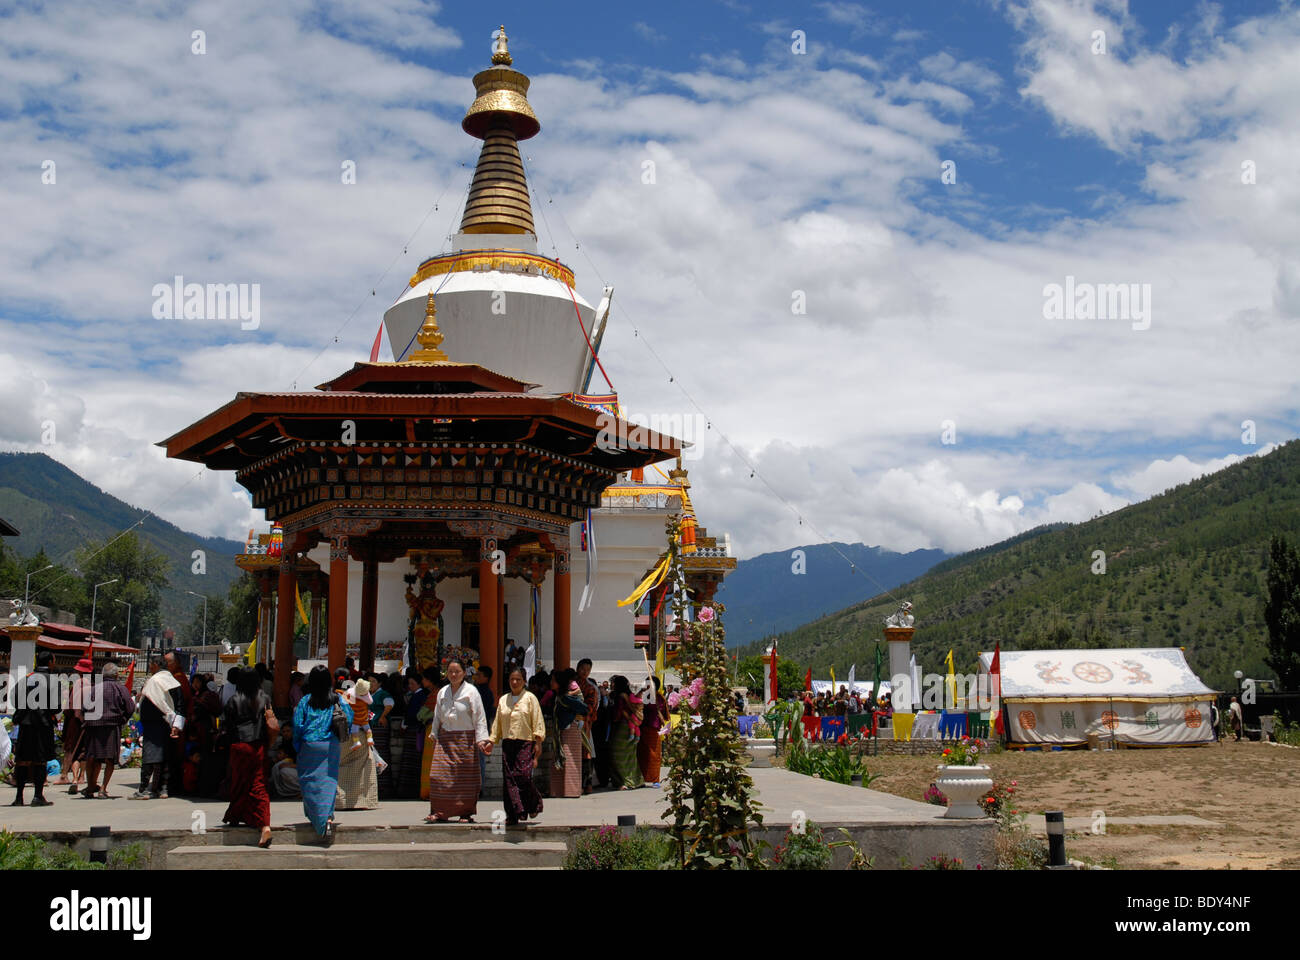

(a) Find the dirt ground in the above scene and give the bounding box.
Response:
[859,740,1300,869]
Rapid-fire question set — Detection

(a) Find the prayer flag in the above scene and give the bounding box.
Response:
[944,649,956,710]
[369,319,384,362]
[804,667,811,692]
[871,641,884,705]
[848,663,856,688]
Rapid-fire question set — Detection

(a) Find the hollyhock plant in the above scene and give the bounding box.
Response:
[660,517,763,869]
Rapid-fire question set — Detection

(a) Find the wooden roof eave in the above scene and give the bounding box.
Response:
[159,392,683,467]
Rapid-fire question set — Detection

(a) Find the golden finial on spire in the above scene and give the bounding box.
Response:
[668,455,690,486]
[491,25,512,65]
[407,292,449,362]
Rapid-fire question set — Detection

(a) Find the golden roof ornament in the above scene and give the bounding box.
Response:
[407,292,449,362]
[491,25,512,66]
[667,455,691,488]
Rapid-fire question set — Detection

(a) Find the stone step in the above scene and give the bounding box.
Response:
[166,840,569,870]
[207,822,575,847]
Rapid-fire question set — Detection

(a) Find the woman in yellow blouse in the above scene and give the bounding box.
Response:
[490,667,546,826]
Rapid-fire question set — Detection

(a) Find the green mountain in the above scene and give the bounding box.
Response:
[740,440,1300,692]
[0,452,245,633]
[718,542,949,647]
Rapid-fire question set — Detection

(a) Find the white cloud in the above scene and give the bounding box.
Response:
[919,51,1002,94]
[1,0,1298,570]
[1114,444,1278,499]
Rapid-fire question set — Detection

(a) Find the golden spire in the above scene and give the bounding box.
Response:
[459,25,538,235]
[491,25,512,65]
[407,292,450,362]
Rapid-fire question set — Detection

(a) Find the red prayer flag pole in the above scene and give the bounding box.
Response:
[991,641,1004,736]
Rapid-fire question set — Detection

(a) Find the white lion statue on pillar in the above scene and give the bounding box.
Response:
[883,600,914,628]
[7,599,40,627]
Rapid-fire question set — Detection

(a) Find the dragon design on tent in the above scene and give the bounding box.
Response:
[1034,660,1068,684]
[1120,659,1153,685]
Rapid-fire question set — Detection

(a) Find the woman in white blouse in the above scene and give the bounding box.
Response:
[423,658,492,823]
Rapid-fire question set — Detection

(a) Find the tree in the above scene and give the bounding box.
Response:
[735,654,805,699]
[217,573,262,647]
[75,532,170,646]
[182,592,226,646]
[0,546,87,617]
[1263,536,1300,689]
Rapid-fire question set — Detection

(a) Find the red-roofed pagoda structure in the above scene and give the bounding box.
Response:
[160,295,680,705]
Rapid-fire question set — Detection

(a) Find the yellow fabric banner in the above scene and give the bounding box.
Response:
[295,584,310,626]
[617,553,670,608]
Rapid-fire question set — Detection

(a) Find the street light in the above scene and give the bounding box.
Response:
[115,599,132,648]
[24,563,55,608]
[90,579,119,634]
[187,590,208,646]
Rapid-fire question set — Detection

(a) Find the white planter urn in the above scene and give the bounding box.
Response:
[935,764,992,819]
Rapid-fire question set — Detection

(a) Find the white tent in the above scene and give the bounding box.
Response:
[811,680,891,698]
[978,648,1217,747]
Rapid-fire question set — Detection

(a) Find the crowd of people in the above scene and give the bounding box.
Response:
[799,687,893,719]
[3,650,680,844]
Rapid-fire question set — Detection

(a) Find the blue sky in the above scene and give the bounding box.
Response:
[1,0,1298,558]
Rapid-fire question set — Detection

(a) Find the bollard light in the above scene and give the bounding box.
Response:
[89,825,111,864]
[617,814,636,837]
[1044,811,1066,867]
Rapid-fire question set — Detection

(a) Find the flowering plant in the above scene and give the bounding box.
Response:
[666,676,705,712]
[979,779,1017,818]
[769,820,835,870]
[923,783,948,806]
[661,518,763,869]
[917,854,966,870]
[698,606,715,623]
[939,735,987,766]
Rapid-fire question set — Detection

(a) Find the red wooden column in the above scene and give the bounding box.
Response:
[553,544,571,671]
[359,547,379,674]
[478,535,501,697]
[273,555,296,707]
[327,535,349,673]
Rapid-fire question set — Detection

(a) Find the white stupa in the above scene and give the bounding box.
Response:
[383,26,610,395]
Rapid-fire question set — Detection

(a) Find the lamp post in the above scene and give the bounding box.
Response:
[90,579,119,634]
[24,563,55,608]
[187,591,208,646]
[1045,811,1067,867]
[115,599,132,648]
[1233,669,1243,695]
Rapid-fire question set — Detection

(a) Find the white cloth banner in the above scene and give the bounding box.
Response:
[1005,698,1215,745]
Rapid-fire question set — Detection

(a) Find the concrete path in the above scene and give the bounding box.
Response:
[0,768,947,834]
